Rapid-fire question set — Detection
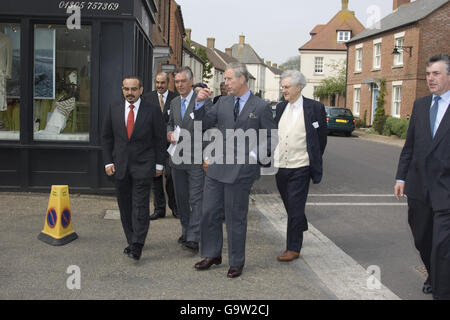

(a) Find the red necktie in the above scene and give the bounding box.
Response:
[127,105,135,139]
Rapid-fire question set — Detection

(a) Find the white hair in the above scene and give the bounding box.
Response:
[281,70,307,88]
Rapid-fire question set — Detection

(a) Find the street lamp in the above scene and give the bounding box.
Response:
[392,46,413,57]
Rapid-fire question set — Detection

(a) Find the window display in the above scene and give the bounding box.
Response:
[33,24,91,141]
[0,23,20,140]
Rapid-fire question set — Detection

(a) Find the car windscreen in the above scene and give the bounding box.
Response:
[329,108,353,117]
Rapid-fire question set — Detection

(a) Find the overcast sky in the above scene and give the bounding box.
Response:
[175,0,393,65]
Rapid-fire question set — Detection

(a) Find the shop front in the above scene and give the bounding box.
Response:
[0,0,157,193]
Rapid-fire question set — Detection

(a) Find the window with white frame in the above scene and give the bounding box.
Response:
[392,85,402,117]
[353,87,361,116]
[373,42,381,69]
[314,57,324,74]
[337,31,351,42]
[394,37,404,66]
[355,48,362,72]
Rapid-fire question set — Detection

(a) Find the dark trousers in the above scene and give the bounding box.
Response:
[152,168,177,214]
[115,172,152,246]
[275,167,310,253]
[408,197,450,299]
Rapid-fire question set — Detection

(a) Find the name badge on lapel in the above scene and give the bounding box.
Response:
[312,121,319,129]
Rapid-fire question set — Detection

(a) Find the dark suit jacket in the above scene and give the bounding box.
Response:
[396,95,450,211]
[143,90,178,124]
[274,96,327,184]
[194,92,276,184]
[101,98,166,180]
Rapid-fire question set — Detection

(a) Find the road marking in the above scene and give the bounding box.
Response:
[308,194,397,197]
[306,202,407,206]
[253,194,400,300]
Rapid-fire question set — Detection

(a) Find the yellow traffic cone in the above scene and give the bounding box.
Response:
[38,185,78,246]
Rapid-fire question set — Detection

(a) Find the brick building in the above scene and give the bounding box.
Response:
[346,0,450,125]
[151,0,185,91]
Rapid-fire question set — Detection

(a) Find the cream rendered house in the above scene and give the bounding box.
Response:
[298,0,364,107]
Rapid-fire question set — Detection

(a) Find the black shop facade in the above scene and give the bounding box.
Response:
[0,0,157,193]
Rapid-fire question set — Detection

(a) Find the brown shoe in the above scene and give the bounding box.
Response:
[277,250,300,262]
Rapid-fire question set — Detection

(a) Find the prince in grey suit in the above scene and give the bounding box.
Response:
[193,63,276,278]
[167,67,205,252]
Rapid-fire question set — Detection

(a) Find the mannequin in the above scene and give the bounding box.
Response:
[0,31,13,111]
[41,71,77,134]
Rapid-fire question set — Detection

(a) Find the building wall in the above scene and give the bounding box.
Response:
[346,2,450,124]
[247,64,266,98]
[168,0,184,90]
[182,51,204,85]
[300,50,346,103]
[265,70,281,102]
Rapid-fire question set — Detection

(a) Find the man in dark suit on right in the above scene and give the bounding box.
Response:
[395,53,450,300]
[143,72,178,220]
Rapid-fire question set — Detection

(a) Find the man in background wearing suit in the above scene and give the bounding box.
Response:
[102,76,166,261]
[193,62,276,278]
[143,72,178,220]
[213,81,227,104]
[274,70,327,262]
[395,53,450,299]
[167,66,205,253]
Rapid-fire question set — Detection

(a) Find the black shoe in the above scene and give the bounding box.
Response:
[227,265,244,278]
[194,256,222,270]
[128,243,143,261]
[178,235,186,245]
[123,246,132,255]
[150,211,166,220]
[172,210,179,219]
[183,241,199,253]
[423,277,432,294]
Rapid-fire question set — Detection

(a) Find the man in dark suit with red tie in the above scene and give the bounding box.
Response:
[143,72,179,220]
[395,53,450,299]
[102,76,166,261]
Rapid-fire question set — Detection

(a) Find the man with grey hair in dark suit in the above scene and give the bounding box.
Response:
[193,62,276,278]
[167,66,207,253]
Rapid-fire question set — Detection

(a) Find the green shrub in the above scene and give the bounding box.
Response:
[354,117,365,128]
[382,116,409,138]
[372,79,387,134]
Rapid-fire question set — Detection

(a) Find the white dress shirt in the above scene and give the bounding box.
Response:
[106,97,163,171]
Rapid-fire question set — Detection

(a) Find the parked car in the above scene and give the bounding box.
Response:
[325,106,355,137]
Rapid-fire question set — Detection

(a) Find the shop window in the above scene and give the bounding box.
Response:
[0,23,20,140]
[33,24,91,142]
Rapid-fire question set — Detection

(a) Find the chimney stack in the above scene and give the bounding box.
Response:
[273,63,278,69]
[393,0,410,11]
[342,0,348,10]
[206,37,215,49]
[185,28,191,40]
[239,34,245,45]
[225,48,232,56]
[266,60,271,67]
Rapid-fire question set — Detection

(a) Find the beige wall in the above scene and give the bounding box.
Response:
[299,50,346,100]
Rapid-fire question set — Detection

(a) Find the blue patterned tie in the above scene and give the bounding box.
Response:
[181,98,187,119]
[430,96,441,137]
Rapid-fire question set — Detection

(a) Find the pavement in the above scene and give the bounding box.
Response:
[0,130,405,300]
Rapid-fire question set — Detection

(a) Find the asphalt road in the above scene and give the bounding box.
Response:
[253,134,431,300]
